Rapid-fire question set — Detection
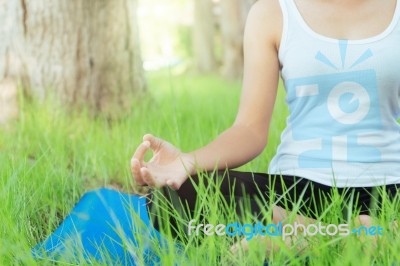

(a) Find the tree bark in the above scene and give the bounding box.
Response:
[193,0,217,73]
[219,0,257,81]
[0,1,22,124]
[0,0,146,118]
[0,78,18,125]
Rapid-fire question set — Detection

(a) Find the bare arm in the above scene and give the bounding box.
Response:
[188,0,282,172]
[131,0,282,189]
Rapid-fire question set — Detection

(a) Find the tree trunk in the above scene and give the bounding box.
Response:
[0,0,146,118]
[0,1,22,124]
[0,79,18,125]
[219,0,257,81]
[193,0,216,73]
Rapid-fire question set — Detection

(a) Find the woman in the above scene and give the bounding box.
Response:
[131,0,400,253]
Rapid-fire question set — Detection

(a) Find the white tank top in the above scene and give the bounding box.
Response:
[268,0,400,187]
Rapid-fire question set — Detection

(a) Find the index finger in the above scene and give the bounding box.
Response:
[132,141,151,164]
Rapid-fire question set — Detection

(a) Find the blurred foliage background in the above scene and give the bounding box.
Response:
[0,0,258,120]
[138,0,256,77]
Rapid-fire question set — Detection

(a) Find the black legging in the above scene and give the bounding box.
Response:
[149,170,399,234]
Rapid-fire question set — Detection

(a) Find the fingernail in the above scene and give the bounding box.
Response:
[143,140,150,147]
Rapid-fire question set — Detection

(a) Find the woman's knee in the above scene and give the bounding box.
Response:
[356,214,373,227]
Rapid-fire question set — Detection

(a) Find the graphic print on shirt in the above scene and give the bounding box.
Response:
[286,40,382,168]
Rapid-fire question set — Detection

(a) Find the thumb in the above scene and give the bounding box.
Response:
[143,134,163,151]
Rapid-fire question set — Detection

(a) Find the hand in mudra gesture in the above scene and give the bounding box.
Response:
[131,134,195,190]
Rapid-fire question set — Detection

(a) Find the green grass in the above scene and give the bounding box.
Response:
[0,70,399,265]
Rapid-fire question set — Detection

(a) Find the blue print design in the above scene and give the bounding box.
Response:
[286,40,382,168]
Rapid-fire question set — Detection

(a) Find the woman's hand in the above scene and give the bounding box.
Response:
[130,134,195,190]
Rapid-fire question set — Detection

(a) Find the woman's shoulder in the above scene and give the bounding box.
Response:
[249,0,282,18]
[246,0,283,48]
[251,0,282,12]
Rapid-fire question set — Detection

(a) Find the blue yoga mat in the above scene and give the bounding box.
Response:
[32,188,178,265]
[31,188,274,265]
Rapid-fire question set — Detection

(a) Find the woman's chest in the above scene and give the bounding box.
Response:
[293,0,397,40]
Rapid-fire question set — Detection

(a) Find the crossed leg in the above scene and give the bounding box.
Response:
[152,170,398,256]
[230,207,381,255]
